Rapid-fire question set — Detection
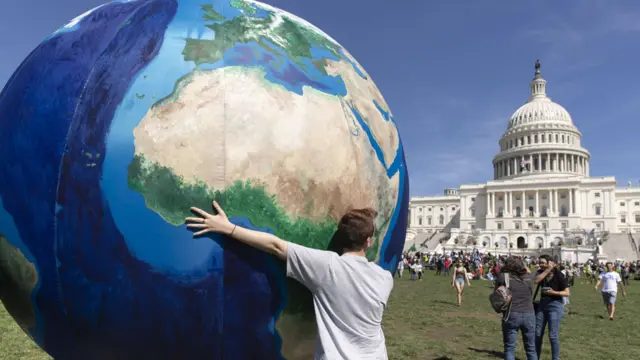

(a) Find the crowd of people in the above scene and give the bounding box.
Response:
[396,249,634,360]
[398,250,639,284]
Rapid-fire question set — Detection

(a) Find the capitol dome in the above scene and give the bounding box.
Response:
[508,98,573,129]
[507,61,573,129]
[493,60,590,180]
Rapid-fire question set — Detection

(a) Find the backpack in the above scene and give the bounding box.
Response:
[489,273,512,315]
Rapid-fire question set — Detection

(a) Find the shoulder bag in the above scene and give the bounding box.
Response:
[532,280,542,312]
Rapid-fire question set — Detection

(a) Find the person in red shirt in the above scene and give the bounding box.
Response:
[493,262,502,276]
[444,257,452,276]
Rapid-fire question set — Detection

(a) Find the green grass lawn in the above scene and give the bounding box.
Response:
[1,273,639,359]
[385,273,640,360]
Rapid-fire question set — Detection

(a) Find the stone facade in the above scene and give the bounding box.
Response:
[407,62,640,259]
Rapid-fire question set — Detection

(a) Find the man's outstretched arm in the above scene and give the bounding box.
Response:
[186,201,289,260]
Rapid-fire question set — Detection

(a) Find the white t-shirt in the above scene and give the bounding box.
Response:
[416,264,423,272]
[598,271,622,293]
[286,243,394,360]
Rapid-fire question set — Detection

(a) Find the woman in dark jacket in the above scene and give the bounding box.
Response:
[534,255,569,360]
[496,257,536,360]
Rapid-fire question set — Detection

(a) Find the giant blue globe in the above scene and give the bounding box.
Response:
[0,1,409,359]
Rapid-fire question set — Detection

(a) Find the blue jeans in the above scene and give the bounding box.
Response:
[535,300,564,360]
[502,311,537,360]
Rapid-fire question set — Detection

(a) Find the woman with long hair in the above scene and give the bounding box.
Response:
[452,260,470,306]
[534,255,569,360]
[497,257,536,360]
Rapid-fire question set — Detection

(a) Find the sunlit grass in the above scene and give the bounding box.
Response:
[384,272,640,359]
[2,272,639,359]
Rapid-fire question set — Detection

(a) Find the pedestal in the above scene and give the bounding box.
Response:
[594,245,607,263]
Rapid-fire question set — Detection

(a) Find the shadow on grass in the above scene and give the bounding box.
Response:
[468,347,509,359]
[432,300,457,307]
[432,357,454,360]
[565,310,606,319]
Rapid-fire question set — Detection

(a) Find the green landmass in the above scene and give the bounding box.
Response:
[127,154,337,249]
[201,4,225,22]
[127,153,387,261]
[183,2,343,74]
[230,0,257,15]
[0,234,38,334]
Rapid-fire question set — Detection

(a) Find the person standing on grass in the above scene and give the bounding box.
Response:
[534,255,569,360]
[444,256,452,276]
[435,256,443,276]
[595,262,627,321]
[410,261,416,281]
[559,265,571,315]
[416,261,423,281]
[396,257,405,278]
[497,257,537,360]
[452,260,470,306]
[584,263,593,284]
[186,202,394,360]
[591,263,598,283]
[621,263,630,287]
[567,264,575,287]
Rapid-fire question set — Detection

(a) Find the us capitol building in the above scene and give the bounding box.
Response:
[405,61,640,262]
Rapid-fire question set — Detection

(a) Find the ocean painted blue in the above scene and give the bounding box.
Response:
[0,0,409,359]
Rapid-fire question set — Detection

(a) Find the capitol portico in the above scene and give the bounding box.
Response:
[406,61,640,262]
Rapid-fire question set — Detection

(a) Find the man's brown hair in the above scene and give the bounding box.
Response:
[327,208,378,254]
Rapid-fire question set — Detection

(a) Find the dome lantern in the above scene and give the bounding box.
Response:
[529,59,547,101]
[506,59,573,129]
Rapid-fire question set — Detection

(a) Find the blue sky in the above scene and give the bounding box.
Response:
[2,0,639,197]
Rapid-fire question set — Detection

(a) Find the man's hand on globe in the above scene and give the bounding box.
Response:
[186,201,289,260]
[186,201,235,237]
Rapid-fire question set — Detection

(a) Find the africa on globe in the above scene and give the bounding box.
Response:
[0,0,409,359]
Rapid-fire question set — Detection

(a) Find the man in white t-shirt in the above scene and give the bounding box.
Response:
[416,263,423,281]
[397,258,405,278]
[186,201,394,359]
[595,262,627,320]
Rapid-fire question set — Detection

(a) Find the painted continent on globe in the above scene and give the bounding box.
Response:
[0,1,409,359]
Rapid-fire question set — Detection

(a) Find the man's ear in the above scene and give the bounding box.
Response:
[366,236,373,250]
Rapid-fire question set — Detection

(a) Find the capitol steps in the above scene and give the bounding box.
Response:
[403,231,428,251]
[403,231,451,252]
[601,233,640,262]
[423,231,450,250]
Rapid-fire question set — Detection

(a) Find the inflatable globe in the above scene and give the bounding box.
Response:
[0,0,409,359]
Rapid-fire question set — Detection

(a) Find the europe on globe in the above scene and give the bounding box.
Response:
[0,0,409,359]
